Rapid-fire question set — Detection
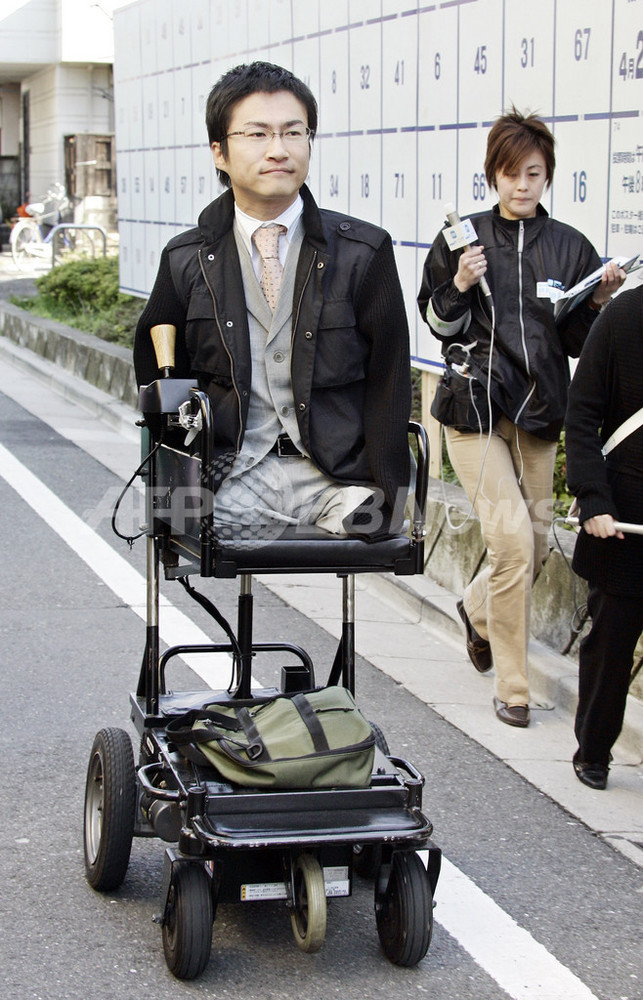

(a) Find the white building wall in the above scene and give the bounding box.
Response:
[24,63,114,198]
[0,85,21,157]
[0,0,58,67]
[0,0,122,69]
[114,0,643,365]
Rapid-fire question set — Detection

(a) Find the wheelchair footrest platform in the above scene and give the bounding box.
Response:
[195,777,433,850]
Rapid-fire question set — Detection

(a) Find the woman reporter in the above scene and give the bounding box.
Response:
[418,108,625,728]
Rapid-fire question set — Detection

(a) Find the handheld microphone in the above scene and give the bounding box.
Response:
[444,202,492,298]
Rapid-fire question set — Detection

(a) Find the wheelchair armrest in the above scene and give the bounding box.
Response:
[408,421,429,541]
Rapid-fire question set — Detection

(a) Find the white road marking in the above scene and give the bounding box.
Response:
[0,442,233,689]
[0,443,599,1000]
[436,858,598,999]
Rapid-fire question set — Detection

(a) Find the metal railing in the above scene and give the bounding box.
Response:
[50,223,108,266]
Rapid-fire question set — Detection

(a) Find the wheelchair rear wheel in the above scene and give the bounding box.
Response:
[84,727,136,891]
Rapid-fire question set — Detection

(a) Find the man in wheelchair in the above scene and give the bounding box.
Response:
[134,61,412,540]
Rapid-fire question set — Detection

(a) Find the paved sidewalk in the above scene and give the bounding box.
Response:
[0,247,43,299]
[260,571,643,869]
[0,310,641,871]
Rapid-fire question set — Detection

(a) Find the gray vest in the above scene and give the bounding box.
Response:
[228,219,306,478]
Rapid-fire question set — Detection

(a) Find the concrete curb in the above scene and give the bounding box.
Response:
[0,300,139,411]
[0,333,140,441]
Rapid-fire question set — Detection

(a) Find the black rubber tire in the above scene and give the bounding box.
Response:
[376,852,433,966]
[162,863,213,979]
[83,727,136,891]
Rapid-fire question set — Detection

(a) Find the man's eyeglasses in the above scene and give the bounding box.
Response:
[221,126,313,146]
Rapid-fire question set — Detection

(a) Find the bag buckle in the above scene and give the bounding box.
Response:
[246,741,264,760]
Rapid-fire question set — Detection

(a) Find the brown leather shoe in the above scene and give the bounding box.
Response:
[493,697,530,728]
[456,599,493,673]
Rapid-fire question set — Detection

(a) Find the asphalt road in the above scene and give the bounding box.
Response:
[0,351,641,999]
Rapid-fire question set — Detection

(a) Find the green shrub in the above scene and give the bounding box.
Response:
[35,255,125,310]
[553,431,574,515]
[11,255,142,348]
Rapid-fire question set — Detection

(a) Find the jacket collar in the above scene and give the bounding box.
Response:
[488,202,549,248]
[491,201,549,228]
[197,183,326,249]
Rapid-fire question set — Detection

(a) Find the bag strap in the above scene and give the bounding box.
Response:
[291,693,330,752]
[602,406,643,456]
[165,693,331,760]
[235,706,270,761]
[165,708,242,746]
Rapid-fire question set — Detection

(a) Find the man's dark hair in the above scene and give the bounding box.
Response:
[206,61,318,188]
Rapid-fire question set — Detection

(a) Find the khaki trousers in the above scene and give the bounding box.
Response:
[445,416,557,706]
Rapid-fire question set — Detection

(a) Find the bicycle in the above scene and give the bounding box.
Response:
[11,182,97,271]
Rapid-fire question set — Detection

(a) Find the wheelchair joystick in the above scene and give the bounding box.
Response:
[150,324,176,378]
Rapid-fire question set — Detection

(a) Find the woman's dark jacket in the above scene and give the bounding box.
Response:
[418,204,602,440]
[566,284,643,596]
[134,184,412,510]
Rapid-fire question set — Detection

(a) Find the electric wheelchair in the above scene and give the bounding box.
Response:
[83,327,441,979]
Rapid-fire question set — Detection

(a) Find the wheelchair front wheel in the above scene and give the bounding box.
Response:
[162,862,213,979]
[290,853,327,953]
[376,851,433,966]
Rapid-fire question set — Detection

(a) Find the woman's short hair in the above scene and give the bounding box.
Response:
[484,107,556,191]
[206,61,318,188]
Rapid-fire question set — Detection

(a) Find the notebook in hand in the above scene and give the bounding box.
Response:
[554,254,640,322]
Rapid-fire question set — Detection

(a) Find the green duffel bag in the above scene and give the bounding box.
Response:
[166,686,376,789]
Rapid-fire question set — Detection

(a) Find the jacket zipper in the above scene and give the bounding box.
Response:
[513,219,536,424]
[198,246,244,453]
[290,245,317,452]
[292,246,317,342]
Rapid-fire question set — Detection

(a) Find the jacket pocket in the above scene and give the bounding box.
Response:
[312,299,367,387]
[184,292,224,376]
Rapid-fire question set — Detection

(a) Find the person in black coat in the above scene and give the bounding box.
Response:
[565,282,643,789]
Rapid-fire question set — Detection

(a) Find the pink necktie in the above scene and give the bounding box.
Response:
[252,223,287,311]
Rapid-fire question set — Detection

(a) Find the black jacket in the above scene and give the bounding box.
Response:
[134,184,411,510]
[418,205,602,440]
[566,285,643,596]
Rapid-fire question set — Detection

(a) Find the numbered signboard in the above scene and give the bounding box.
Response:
[114,0,643,369]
